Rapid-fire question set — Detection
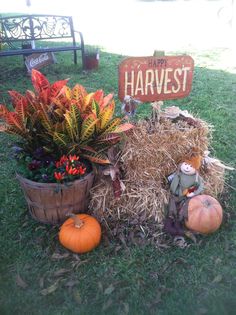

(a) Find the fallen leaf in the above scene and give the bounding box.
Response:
[162,106,182,119]
[35,226,46,231]
[104,284,115,295]
[184,230,197,243]
[114,245,122,254]
[174,257,188,265]
[118,233,127,247]
[71,259,89,270]
[53,268,70,277]
[173,236,188,248]
[123,302,129,315]
[149,272,159,280]
[16,274,28,289]
[40,281,59,295]
[102,298,113,312]
[51,252,70,260]
[157,243,170,249]
[73,289,82,304]
[215,258,222,265]
[72,254,81,261]
[22,222,28,228]
[64,279,78,288]
[212,275,223,283]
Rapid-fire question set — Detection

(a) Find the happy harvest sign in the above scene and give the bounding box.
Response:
[118,56,194,102]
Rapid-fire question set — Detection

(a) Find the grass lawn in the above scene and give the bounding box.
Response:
[0,47,236,315]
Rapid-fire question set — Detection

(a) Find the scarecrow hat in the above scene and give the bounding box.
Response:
[183,155,202,170]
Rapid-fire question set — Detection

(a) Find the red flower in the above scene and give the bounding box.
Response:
[55,155,69,168]
[54,172,65,181]
[69,155,79,163]
[65,164,70,173]
[66,165,80,175]
[54,154,86,181]
[78,166,86,175]
[60,155,69,163]
[55,161,61,168]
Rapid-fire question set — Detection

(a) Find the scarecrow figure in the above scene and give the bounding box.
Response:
[164,155,204,236]
[121,95,141,117]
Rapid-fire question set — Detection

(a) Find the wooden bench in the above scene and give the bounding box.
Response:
[0,14,85,66]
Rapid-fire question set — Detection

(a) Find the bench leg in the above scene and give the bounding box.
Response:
[73,51,77,64]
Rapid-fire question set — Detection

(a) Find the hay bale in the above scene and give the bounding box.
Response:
[88,115,225,242]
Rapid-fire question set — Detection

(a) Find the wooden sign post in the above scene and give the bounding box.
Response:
[118,55,194,102]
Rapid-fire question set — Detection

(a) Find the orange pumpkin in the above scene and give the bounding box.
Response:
[59,214,102,253]
[185,194,223,234]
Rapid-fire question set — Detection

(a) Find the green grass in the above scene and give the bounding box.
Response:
[0,46,236,315]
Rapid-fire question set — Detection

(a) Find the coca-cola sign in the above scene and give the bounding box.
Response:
[118,56,194,102]
[25,52,56,72]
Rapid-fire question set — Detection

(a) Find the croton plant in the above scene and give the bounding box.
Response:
[0,70,133,183]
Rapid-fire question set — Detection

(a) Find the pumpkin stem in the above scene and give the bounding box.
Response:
[67,213,84,228]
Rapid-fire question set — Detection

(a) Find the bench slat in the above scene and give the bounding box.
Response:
[0,46,82,57]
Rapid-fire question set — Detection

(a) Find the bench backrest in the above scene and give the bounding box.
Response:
[0,15,76,44]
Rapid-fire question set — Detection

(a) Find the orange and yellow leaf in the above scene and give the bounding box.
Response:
[80,114,98,142]
[101,117,122,134]
[99,100,115,130]
[100,93,114,109]
[82,151,110,164]
[50,79,69,98]
[0,104,9,118]
[8,91,27,108]
[31,69,50,94]
[93,90,104,106]
[112,123,134,133]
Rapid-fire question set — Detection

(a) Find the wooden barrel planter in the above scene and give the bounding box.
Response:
[16,172,95,225]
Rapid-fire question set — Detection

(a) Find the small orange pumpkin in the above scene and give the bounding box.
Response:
[185,194,223,234]
[59,214,102,253]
